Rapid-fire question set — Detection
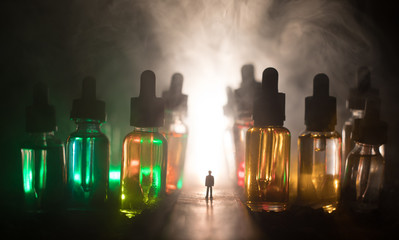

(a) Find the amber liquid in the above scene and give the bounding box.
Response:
[233,119,252,188]
[297,131,341,213]
[245,127,290,212]
[165,131,187,193]
[120,128,167,216]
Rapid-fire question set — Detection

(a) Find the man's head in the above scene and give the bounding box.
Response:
[208,170,212,175]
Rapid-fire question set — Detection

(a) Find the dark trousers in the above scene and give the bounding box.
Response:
[206,186,213,198]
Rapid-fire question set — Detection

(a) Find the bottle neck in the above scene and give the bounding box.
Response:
[354,142,381,155]
[134,127,159,133]
[165,110,185,125]
[75,119,102,133]
[28,131,55,139]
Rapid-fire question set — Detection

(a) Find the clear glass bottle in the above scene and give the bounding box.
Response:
[245,67,290,212]
[161,73,188,193]
[341,98,387,213]
[21,82,66,211]
[120,70,167,218]
[342,66,379,172]
[66,77,110,210]
[234,64,261,188]
[297,74,341,213]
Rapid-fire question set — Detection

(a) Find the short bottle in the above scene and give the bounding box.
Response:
[234,64,262,188]
[245,67,290,212]
[297,74,341,213]
[120,70,167,217]
[342,67,379,171]
[341,98,387,213]
[161,73,188,193]
[66,77,110,210]
[21,82,66,211]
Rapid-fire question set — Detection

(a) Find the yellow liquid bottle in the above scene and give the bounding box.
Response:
[297,74,341,213]
[120,70,167,218]
[245,67,290,212]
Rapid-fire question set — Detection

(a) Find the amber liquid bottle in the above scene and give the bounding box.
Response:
[245,67,290,212]
[341,98,387,213]
[297,74,341,213]
[161,73,188,193]
[120,70,167,218]
[21,82,66,212]
[234,64,261,188]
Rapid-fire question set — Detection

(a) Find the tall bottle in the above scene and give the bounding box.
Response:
[161,73,188,193]
[223,86,237,182]
[297,74,341,213]
[120,70,167,217]
[341,98,387,213]
[342,67,379,170]
[66,77,110,210]
[245,67,290,212]
[21,82,66,211]
[234,64,261,188]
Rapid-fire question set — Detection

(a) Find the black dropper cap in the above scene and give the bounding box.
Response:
[26,82,56,133]
[70,76,106,122]
[347,66,379,110]
[131,70,164,127]
[354,97,387,145]
[253,67,285,127]
[162,73,188,113]
[305,73,337,132]
[234,64,262,118]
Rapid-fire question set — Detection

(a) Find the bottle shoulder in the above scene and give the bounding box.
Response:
[248,126,290,134]
[124,130,167,142]
[299,130,341,139]
[21,133,63,149]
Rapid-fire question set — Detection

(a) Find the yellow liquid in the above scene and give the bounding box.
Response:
[120,128,167,215]
[297,131,341,213]
[245,127,290,212]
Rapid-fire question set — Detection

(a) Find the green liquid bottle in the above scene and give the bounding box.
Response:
[297,74,341,213]
[66,77,110,210]
[21,82,66,212]
[245,67,290,212]
[120,70,167,218]
[161,73,188,193]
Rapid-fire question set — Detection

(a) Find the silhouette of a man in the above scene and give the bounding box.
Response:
[205,170,214,199]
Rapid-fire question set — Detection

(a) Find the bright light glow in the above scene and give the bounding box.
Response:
[110,171,121,180]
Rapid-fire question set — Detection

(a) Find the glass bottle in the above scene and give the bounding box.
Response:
[234,64,261,188]
[342,66,379,172]
[21,82,66,211]
[245,67,290,212]
[297,74,341,213]
[341,98,387,213]
[66,77,110,210]
[161,73,188,193]
[222,86,236,183]
[120,70,167,218]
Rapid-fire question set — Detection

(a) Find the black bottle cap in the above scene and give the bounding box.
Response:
[347,66,379,110]
[354,97,387,145]
[305,73,337,131]
[26,82,56,133]
[131,70,165,127]
[253,67,285,127]
[70,76,106,122]
[234,64,262,118]
[162,73,188,113]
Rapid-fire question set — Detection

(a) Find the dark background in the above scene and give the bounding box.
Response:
[1,0,398,236]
